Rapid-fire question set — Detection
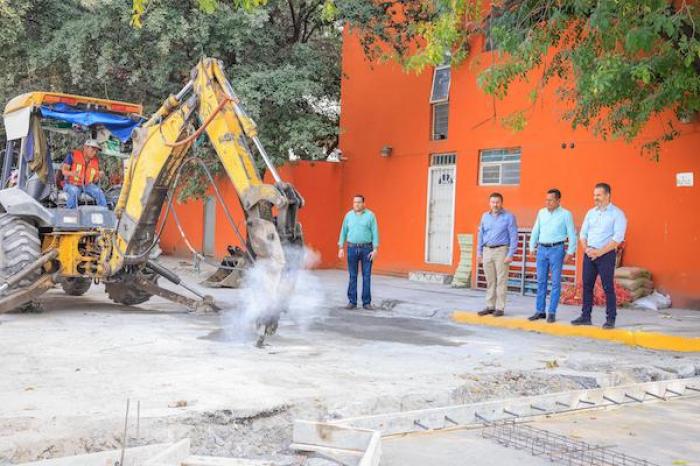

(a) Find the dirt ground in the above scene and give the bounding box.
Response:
[1,259,698,465]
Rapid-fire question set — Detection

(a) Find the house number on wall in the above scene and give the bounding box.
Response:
[438,173,454,185]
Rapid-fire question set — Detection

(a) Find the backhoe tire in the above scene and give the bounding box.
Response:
[60,277,92,296]
[105,271,157,306]
[0,214,41,290]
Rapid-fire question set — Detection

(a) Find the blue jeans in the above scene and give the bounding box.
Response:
[535,244,565,314]
[64,183,107,209]
[347,245,372,306]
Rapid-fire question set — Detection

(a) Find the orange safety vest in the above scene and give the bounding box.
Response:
[68,150,100,186]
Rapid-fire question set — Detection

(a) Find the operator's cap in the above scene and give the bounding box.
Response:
[83,139,101,150]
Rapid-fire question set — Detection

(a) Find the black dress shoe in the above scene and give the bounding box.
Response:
[493,310,504,317]
[528,313,546,321]
[547,314,556,323]
[602,320,615,329]
[571,316,592,325]
[478,308,495,316]
[344,303,357,310]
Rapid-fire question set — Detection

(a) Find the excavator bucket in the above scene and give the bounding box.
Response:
[201,246,250,288]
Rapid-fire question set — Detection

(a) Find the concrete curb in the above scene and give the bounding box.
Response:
[331,377,700,434]
[451,311,700,352]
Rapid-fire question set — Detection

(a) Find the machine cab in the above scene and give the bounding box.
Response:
[1,92,142,230]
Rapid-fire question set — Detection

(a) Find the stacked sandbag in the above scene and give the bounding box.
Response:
[614,267,653,300]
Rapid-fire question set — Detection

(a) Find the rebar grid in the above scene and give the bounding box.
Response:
[482,421,656,466]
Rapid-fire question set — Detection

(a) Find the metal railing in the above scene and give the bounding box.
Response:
[476,228,577,295]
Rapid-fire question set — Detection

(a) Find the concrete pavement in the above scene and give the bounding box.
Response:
[304,267,700,349]
[1,258,698,464]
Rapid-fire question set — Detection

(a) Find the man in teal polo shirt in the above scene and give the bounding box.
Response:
[338,194,379,310]
[528,189,577,323]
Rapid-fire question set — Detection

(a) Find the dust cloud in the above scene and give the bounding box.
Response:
[221,246,327,343]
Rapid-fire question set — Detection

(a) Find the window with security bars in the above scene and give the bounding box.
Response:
[479,148,521,185]
[430,153,456,166]
[432,102,449,140]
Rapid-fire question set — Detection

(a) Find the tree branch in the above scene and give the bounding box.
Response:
[287,0,299,41]
[300,0,323,43]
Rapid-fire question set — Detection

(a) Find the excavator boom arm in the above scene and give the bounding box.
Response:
[110,58,303,274]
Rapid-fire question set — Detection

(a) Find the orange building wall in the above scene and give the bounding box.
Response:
[333,30,700,307]
[158,181,246,260]
[160,31,700,307]
[158,196,204,258]
[159,161,343,269]
[276,162,344,266]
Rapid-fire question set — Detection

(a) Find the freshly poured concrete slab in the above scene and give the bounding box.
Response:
[382,396,700,465]
[382,429,549,466]
[530,396,700,465]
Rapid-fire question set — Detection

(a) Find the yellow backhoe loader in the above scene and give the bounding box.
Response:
[0,58,304,342]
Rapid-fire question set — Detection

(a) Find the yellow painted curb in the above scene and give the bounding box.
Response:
[451,311,700,353]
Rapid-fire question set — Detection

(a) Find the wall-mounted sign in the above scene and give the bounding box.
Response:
[676,172,694,187]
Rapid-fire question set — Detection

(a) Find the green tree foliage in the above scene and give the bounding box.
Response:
[170,0,700,156]
[478,0,700,156]
[335,0,700,156]
[1,0,341,198]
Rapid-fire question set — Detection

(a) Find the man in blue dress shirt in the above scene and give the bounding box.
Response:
[477,193,518,317]
[572,183,627,329]
[528,189,577,323]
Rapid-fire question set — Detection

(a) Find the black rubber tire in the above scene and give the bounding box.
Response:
[105,272,157,306]
[0,214,41,290]
[60,277,92,296]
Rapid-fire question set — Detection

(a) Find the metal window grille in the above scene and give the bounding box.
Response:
[432,103,449,140]
[430,153,456,166]
[479,148,521,185]
[476,229,576,295]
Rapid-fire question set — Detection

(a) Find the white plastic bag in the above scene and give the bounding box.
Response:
[632,291,671,311]
[652,291,672,309]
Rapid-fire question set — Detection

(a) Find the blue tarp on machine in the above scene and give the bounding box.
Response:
[39,103,141,142]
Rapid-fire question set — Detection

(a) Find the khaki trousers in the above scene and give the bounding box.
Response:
[483,245,509,311]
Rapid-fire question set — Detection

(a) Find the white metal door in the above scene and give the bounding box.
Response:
[425,162,456,264]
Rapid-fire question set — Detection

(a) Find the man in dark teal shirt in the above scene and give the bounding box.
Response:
[338,194,380,310]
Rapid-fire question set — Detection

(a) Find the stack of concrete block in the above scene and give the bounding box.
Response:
[408,271,452,284]
[452,234,473,288]
[615,266,653,301]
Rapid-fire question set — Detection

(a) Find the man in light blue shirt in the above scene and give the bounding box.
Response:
[338,194,379,310]
[527,189,576,323]
[571,183,627,329]
[477,193,518,317]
